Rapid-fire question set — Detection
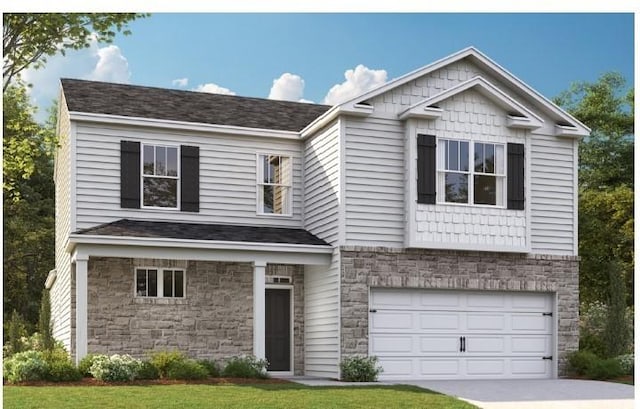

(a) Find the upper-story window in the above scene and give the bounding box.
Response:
[437,139,505,206]
[142,144,179,208]
[257,154,292,215]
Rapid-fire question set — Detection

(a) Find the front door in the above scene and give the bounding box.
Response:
[265,288,291,372]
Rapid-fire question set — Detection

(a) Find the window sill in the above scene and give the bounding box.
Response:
[133,297,188,305]
[256,212,294,218]
[434,201,508,210]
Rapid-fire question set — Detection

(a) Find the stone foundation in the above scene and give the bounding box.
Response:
[340,247,579,376]
[82,257,304,374]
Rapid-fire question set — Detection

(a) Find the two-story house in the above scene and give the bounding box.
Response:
[49,47,588,380]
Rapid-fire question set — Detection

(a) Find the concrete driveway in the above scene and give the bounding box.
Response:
[401,379,634,409]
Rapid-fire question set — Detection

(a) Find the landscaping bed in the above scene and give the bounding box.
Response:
[7,376,291,387]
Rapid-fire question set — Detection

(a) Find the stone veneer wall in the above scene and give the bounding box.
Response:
[83,257,305,375]
[340,246,579,376]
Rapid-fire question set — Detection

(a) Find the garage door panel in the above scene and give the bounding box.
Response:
[511,358,551,377]
[511,293,552,311]
[371,289,413,308]
[420,336,461,353]
[419,312,459,330]
[419,292,462,308]
[466,359,505,376]
[466,313,505,331]
[371,335,413,354]
[420,359,460,376]
[511,313,551,332]
[371,311,413,330]
[465,336,504,353]
[377,358,414,376]
[466,293,506,309]
[511,336,552,354]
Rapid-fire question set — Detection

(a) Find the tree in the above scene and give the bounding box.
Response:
[3,13,147,90]
[3,84,56,332]
[555,72,634,306]
[38,289,54,351]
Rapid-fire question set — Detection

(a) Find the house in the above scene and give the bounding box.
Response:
[49,47,588,380]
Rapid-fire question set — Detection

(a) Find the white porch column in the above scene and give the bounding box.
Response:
[75,256,88,364]
[253,260,267,360]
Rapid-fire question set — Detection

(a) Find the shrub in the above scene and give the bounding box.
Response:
[5,310,27,357]
[136,360,160,380]
[43,349,82,382]
[89,354,141,382]
[604,264,631,357]
[585,358,623,380]
[615,354,634,375]
[197,359,220,377]
[166,359,209,380]
[149,350,186,378]
[3,350,48,383]
[340,355,383,382]
[78,354,98,377]
[222,355,268,378]
[567,350,599,376]
[38,290,55,351]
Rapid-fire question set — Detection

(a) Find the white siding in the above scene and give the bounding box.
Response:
[411,89,528,252]
[303,121,341,243]
[74,123,304,229]
[530,133,576,254]
[52,95,73,351]
[302,121,341,378]
[344,117,405,246]
[304,251,340,378]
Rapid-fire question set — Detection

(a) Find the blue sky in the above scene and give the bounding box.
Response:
[23,13,635,122]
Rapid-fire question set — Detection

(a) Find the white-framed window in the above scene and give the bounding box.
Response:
[142,144,179,209]
[257,154,292,215]
[437,139,505,206]
[135,268,185,298]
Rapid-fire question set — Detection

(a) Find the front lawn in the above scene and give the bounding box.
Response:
[4,383,478,409]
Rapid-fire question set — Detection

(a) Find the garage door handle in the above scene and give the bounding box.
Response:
[462,336,466,352]
[459,336,463,352]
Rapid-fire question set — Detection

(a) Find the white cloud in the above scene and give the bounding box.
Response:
[268,73,308,102]
[87,44,130,83]
[193,83,236,95]
[20,36,131,122]
[172,77,189,87]
[323,64,387,105]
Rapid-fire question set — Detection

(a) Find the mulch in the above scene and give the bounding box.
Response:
[9,377,292,387]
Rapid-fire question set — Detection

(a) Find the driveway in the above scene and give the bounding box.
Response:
[400,379,634,409]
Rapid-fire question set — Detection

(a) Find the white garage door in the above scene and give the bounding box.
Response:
[370,288,554,380]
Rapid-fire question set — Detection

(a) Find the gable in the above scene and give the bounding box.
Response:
[342,48,590,137]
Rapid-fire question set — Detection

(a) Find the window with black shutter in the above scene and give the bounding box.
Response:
[507,143,525,210]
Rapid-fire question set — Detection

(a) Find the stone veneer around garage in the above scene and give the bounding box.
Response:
[81,257,305,375]
[339,246,579,376]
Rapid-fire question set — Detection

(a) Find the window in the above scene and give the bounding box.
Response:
[142,144,179,208]
[257,154,292,215]
[135,268,185,298]
[437,140,505,206]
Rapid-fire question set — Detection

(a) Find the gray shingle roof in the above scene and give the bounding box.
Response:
[61,78,331,132]
[75,219,330,247]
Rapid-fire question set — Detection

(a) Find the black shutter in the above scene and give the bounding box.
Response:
[180,145,200,212]
[120,141,140,208]
[507,143,525,210]
[417,134,436,204]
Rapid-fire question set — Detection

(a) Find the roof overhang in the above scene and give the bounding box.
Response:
[338,47,591,137]
[397,76,544,131]
[69,111,301,140]
[68,234,333,266]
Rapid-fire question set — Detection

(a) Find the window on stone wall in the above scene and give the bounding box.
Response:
[135,268,185,298]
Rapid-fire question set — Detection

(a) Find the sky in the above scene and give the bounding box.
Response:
[21,13,636,123]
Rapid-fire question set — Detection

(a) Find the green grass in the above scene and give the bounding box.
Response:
[3,383,478,409]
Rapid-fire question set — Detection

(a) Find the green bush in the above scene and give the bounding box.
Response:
[89,354,141,382]
[136,360,160,380]
[567,350,599,375]
[340,355,383,382]
[149,350,186,378]
[166,359,209,380]
[222,355,268,379]
[585,358,623,380]
[197,359,220,377]
[615,354,634,375]
[43,348,82,382]
[3,350,48,383]
[78,354,98,377]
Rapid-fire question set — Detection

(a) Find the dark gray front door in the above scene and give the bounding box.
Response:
[265,288,291,371]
